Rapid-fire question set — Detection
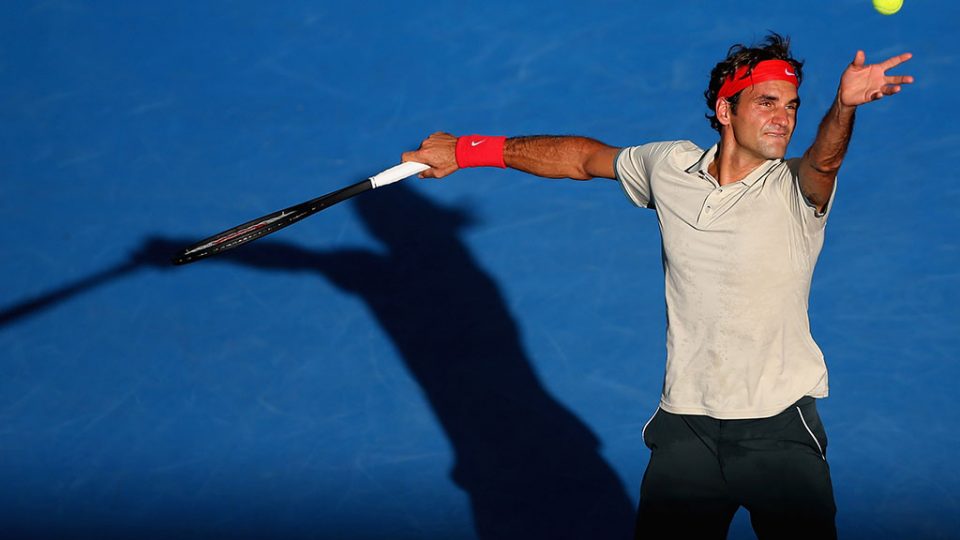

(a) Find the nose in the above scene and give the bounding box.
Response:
[771,106,789,127]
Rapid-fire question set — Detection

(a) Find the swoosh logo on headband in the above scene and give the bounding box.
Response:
[785,68,796,77]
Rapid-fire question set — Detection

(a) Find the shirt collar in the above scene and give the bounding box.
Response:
[684,143,782,187]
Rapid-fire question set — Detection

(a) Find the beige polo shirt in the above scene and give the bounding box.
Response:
[616,140,834,419]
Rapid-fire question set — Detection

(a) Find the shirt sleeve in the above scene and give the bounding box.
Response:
[615,142,677,209]
[776,158,838,232]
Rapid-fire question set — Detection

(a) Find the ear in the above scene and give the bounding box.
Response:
[715,97,732,126]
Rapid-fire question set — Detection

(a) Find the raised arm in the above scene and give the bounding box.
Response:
[402,132,620,180]
[799,51,914,211]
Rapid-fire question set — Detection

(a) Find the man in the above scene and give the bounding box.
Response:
[402,34,912,539]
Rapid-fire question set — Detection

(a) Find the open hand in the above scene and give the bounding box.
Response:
[839,51,914,107]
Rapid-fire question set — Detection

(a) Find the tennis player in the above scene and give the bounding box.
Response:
[403,34,912,539]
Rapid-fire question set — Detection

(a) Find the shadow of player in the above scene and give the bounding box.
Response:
[212,183,635,539]
[0,238,172,328]
[0,182,635,538]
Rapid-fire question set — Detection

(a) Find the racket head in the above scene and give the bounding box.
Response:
[171,206,305,265]
[171,180,372,265]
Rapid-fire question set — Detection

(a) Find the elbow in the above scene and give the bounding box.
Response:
[802,149,843,178]
[569,166,592,181]
[802,157,840,180]
[808,163,840,178]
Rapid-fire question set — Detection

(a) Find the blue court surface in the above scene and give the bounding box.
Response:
[2,1,958,538]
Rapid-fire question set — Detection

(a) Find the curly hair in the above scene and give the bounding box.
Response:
[704,33,804,133]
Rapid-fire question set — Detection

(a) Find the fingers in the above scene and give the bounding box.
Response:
[881,84,902,97]
[401,131,460,178]
[402,149,434,178]
[868,83,904,101]
[400,150,422,164]
[402,132,459,179]
[873,73,913,100]
[885,74,914,85]
[852,50,866,68]
[880,52,913,70]
[417,164,457,179]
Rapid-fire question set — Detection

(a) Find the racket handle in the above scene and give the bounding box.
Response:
[370,161,430,188]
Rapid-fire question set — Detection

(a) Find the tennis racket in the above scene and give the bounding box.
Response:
[171,161,429,265]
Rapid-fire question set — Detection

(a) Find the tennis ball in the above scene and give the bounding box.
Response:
[873,0,903,15]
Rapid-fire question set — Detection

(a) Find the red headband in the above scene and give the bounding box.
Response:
[718,59,799,100]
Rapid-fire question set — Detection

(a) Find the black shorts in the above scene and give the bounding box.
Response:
[635,397,837,539]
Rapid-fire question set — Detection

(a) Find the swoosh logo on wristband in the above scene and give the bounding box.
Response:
[471,140,485,147]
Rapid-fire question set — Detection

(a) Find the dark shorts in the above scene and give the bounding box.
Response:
[635,397,837,539]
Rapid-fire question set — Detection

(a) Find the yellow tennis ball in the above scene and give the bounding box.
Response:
[873,0,903,15]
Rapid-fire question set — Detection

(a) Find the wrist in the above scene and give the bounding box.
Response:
[456,135,506,168]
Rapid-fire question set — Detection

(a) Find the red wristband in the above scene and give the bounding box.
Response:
[455,135,506,168]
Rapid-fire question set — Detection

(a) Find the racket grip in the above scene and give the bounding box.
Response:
[370,161,430,188]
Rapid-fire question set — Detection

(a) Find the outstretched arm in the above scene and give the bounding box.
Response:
[402,132,620,180]
[799,51,914,212]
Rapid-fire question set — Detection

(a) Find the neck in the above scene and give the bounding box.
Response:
[707,132,770,186]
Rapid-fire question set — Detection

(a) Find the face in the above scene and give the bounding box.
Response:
[719,79,799,160]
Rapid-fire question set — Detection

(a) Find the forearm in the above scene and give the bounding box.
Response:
[800,94,856,209]
[806,94,856,173]
[402,132,617,180]
[505,136,616,180]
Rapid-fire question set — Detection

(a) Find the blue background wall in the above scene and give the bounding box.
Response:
[2,1,957,538]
